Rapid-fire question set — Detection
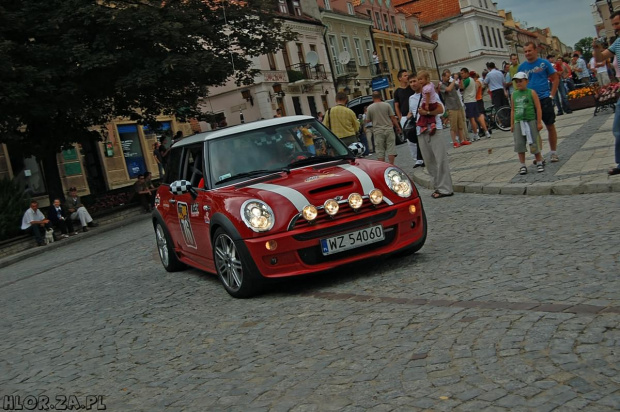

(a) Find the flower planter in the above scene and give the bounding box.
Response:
[568,96,596,111]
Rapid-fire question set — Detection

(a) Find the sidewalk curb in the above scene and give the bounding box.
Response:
[410,171,620,196]
[0,211,152,270]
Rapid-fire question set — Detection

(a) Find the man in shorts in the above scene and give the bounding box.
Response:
[519,41,560,162]
[439,69,470,148]
[366,91,402,164]
[459,68,491,141]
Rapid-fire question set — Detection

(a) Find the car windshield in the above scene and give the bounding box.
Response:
[209,119,351,184]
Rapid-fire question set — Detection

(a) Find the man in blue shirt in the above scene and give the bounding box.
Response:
[518,41,560,163]
[592,10,620,176]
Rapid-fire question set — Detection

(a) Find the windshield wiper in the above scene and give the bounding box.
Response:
[287,155,344,168]
[215,169,283,185]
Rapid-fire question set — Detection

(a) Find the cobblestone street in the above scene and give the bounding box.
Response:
[1,190,619,411]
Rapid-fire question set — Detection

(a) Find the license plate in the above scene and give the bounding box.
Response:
[320,225,384,256]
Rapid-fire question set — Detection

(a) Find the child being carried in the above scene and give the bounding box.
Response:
[416,70,440,135]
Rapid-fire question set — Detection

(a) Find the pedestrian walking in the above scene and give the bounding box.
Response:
[548,55,572,116]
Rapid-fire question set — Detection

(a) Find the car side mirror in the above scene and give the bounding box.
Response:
[348,142,365,157]
[170,180,197,199]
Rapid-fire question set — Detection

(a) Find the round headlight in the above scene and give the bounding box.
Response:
[241,200,275,232]
[348,193,363,210]
[324,199,339,216]
[302,205,318,221]
[384,167,413,198]
[369,189,383,205]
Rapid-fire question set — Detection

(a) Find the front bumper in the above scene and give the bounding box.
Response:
[241,197,425,278]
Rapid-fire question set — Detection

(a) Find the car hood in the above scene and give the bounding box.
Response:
[210,159,416,233]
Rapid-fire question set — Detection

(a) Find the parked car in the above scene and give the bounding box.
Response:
[153,115,427,298]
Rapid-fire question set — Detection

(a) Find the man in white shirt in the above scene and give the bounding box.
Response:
[589,56,610,86]
[484,62,509,111]
[21,200,53,246]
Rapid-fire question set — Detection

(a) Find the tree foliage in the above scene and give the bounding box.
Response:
[574,37,594,62]
[0,0,294,169]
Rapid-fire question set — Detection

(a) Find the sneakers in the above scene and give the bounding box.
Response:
[470,134,479,142]
[550,153,560,162]
[460,140,472,146]
[519,166,527,175]
[533,158,547,166]
[537,163,545,173]
[453,142,461,148]
[485,131,491,138]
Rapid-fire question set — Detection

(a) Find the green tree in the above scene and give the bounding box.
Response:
[574,37,594,62]
[0,0,294,200]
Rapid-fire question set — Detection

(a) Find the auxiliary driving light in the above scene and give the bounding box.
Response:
[324,199,339,216]
[348,193,363,210]
[369,189,383,205]
[302,205,318,221]
[409,204,417,215]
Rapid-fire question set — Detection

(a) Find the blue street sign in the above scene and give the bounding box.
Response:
[371,77,389,90]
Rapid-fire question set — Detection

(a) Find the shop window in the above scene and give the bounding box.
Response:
[117,124,148,179]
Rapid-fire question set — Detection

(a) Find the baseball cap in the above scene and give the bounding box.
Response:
[512,72,528,80]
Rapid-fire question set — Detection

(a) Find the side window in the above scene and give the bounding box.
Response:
[180,144,205,188]
[165,148,182,184]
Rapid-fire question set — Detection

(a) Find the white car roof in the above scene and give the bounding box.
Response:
[173,115,316,147]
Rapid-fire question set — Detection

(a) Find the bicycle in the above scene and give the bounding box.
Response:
[484,105,511,132]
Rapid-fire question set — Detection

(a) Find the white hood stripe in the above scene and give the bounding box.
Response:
[248,183,309,211]
[338,164,374,195]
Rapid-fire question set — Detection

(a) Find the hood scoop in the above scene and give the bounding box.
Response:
[309,181,353,195]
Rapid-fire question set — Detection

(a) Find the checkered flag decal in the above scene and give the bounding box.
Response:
[170,180,192,195]
[348,142,365,156]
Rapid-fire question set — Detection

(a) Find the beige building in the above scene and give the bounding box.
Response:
[200,2,336,124]
[316,0,374,97]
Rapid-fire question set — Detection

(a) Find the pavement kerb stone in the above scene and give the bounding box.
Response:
[0,208,152,270]
[463,184,484,194]
[525,184,553,196]
[481,183,503,195]
[583,181,612,194]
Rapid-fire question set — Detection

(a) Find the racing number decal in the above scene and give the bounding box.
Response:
[177,201,197,249]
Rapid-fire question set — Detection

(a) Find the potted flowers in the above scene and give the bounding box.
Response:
[567,85,597,111]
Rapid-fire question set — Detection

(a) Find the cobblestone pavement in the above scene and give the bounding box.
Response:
[401,109,620,195]
[1,190,619,411]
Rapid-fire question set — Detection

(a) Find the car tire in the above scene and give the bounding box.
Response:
[213,228,261,298]
[155,222,186,272]
[396,208,428,257]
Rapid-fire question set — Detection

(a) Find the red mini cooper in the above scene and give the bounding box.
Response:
[153,115,426,297]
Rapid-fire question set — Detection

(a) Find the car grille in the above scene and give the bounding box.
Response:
[292,210,396,241]
[297,226,397,264]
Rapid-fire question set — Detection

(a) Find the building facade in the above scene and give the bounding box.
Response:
[397,0,509,75]
[200,1,337,126]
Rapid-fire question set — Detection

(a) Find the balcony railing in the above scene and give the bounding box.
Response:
[286,63,328,82]
[370,61,390,76]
